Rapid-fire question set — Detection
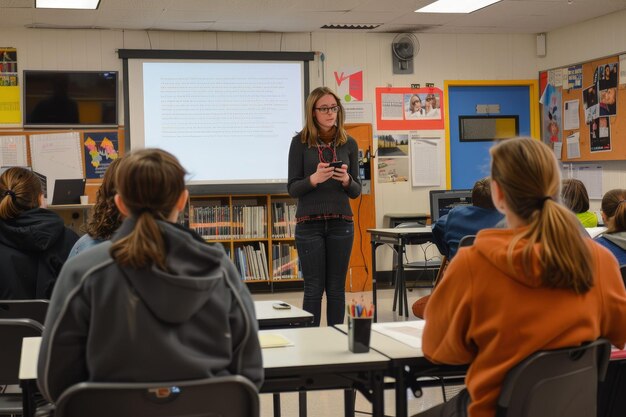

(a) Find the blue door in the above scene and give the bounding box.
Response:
[448,85,532,189]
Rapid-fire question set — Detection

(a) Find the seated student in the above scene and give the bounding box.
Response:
[68,158,123,258]
[417,138,626,417]
[595,189,626,265]
[432,177,503,259]
[0,167,78,299]
[37,149,263,403]
[412,178,503,319]
[560,178,597,228]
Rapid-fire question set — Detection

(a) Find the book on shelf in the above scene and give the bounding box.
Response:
[233,205,267,239]
[190,204,231,240]
[271,201,296,238]
[271,242,300,280]
[235,243,269,281]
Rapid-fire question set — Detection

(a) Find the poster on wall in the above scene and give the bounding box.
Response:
[334,68,363,103]
[540,83,562,147]
[410,137,440,187]
[83,132,120,179]
[582,83,599,123]
[590,116,611,153]
[377,132,408,157]
[375,87,444,130]
[0,47,20,124]
[377,157,409,183]
[598,62,618,117]
[565,65,583,90]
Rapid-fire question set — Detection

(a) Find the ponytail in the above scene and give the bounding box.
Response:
[0,167,42,220]
[109,149,186,272]
[491,138,593,294]
[601,189,626,233]
[110,210,169,271]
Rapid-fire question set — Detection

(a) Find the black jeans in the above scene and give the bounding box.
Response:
[295,218,354,327]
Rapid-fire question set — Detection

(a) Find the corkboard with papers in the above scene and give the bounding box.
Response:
[539,54,625,162]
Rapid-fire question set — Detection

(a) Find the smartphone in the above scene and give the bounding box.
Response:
[329,161,344,169]
[272,302,292,310]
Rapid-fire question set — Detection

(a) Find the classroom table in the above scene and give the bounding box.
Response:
[254,300,313,329]
[367,227,434,319]
[335,320,468,417]
[19,328,390,417]
[260,327,389,417]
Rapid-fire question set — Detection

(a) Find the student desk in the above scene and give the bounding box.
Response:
[254,300,313,329]
[367,227,434,319]
[335,320,467,417]
[260,327,389,417]
[19,329,389,417]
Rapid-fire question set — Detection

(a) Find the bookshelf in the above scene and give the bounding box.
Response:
[188,194,300,288]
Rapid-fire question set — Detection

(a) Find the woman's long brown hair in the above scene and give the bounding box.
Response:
[109,149,186,271]
[299,86,347,147]
[491,138,593,294]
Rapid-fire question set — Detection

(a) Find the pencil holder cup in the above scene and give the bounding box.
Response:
[348,316,372,353]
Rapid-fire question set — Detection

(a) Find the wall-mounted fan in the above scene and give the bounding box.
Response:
[392,33,419,74]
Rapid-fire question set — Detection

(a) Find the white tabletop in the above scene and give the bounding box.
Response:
[336,320,425,360]
[254,300,312,322]
[367,227,432,235]
[19,336,41,380]
[260,327,389,369]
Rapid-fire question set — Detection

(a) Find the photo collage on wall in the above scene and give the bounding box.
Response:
[590,62,618,152]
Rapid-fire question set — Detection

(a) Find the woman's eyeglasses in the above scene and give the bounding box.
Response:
[315,106,340,114]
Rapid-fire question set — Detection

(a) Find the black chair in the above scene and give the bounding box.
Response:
[598,355,626,417]
[54,375,259,417]
[395,222,443,289]
[0,318,44,416]
[0,299,49,326]
[458,234,476,249]
[496,338,611,417]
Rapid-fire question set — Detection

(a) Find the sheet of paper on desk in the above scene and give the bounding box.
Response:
[586,227,607,239]
[259,333,294,349]
[373,320,424,348]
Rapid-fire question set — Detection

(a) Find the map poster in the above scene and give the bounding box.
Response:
[83,132,119,179]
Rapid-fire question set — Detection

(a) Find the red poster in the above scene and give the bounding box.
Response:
[375,87,444,130]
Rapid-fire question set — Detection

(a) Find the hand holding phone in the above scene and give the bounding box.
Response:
[329,161,344,169]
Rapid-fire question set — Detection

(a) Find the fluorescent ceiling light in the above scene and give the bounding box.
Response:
[36,0,101,9]
[415,0,502,14]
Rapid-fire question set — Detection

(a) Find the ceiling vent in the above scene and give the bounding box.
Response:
[320,24,381,30]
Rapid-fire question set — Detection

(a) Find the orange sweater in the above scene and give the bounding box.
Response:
[423,228,626,417]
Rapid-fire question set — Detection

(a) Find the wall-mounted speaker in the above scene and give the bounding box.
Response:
[536,33,547,57]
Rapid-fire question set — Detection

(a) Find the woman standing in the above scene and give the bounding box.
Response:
[38,149,262,402]
[288,86,361,326]
[418,138,626,417]
[0,167,78,299]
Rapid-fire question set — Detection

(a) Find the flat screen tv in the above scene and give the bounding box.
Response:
[23,70,118,128]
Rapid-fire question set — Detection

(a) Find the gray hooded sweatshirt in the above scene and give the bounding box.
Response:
[37,219,263,402]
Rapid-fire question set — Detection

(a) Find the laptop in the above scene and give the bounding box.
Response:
[429,189,473,222]
[52,178,86,205]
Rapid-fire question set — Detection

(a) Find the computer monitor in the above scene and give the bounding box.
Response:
[429,189,473,222]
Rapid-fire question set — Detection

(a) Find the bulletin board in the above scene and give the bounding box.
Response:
[539,53,625,162]
[0,128,124,202]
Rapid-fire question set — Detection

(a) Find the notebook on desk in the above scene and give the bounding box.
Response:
[51,178,86,205]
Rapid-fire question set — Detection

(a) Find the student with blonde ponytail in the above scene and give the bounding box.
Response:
[0,167,78,299]
[596,189,626,265]
[38,149,262,403]
[417,138,626,417]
